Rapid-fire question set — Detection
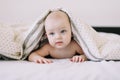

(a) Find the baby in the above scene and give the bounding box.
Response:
[28,10,87,64]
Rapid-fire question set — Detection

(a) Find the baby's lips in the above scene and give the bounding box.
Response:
[55,41,63,45]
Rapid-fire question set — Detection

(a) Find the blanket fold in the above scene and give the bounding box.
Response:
[0,24,23,59]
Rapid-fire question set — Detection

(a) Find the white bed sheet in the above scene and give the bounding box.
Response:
[0,59,120,80]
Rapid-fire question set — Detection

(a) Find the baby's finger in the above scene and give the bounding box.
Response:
[78,57,82,62]
[37,59,44,64]
[72,56,78,62]
[71,57,75,62]
[81,58,85,62]
[46,59,53,63]
[33,60,38,63]
[74,56,79,62]
[79,57,85,62]
[33,59,40,63]
[42,59,48,64]
[43,59,52,64]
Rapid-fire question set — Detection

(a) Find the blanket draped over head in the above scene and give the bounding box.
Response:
[0,9,120,61]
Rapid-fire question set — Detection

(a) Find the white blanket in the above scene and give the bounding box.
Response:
[0,24,28,59]
[22,9,120,61]
[0,9,120,61]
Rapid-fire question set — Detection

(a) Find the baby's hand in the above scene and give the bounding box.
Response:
[70,55,87,62]
[28,52,53,64]
[34,57,53,64]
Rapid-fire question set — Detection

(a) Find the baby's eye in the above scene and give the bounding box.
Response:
[61,30,66,33]
[49,32,54,35]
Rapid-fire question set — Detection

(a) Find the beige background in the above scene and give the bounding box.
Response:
[0,0,120,26]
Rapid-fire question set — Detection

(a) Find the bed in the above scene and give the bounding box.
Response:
[0,26,120,80]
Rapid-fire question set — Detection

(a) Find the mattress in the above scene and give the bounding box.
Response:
[0,59,120,80]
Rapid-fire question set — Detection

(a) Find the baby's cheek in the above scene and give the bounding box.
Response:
[49,39,55,45]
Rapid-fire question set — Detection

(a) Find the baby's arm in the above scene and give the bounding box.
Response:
[71,41,87,62]
[28,44,53,64]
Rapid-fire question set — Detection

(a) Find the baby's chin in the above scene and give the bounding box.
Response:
[53,45,68,49]
[55,46,65,49]
[50,42,69,49]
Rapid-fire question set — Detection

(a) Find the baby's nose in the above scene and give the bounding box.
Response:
[55,34,62,39]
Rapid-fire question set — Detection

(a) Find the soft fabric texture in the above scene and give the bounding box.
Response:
[0,24,28,59]
[22,9,120,61]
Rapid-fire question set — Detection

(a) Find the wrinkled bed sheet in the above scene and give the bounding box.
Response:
[0,59,120,80]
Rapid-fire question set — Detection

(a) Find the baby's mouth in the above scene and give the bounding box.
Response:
[55,41,63,45]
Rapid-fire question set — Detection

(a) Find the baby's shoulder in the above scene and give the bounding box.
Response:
[70,40,81,48]
[42,43,53,50]
[43,43,50,47]
[71,40,78,45]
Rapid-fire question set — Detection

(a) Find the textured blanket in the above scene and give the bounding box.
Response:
[0,24,28,60]
[0,9,120,61]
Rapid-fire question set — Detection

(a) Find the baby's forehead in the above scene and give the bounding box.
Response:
[46,11,69,21]
[44,11,71,31]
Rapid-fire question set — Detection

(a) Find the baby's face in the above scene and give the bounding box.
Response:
[45,11,71,49]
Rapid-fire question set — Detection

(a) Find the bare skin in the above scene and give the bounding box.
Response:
[28,10,87,64]
[28,40,87,63]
